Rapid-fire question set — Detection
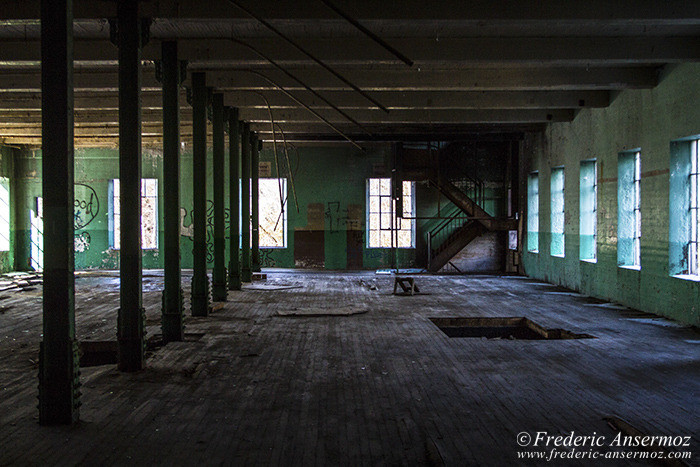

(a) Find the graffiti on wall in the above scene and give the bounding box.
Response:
[73,183,99,252]
[181,201,231,263]
[74,231,91,253]
[324,202,361,234]
[74,184,99,230]
[259,249,276,267]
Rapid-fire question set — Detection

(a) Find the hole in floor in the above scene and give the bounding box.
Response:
[429,317,595,340]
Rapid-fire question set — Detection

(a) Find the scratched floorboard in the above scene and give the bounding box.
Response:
[0,270,698,466]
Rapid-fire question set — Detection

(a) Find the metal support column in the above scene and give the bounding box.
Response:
[241,122,252,282]
[191,72,210,316]
[117,0,145,372]
[212,93,227,301]
[227,109,242,290]
[251,133,261,273]
[160,41,184,342]
[38,0,80,424]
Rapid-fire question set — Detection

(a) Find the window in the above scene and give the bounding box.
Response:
[111,178,158,250]
[367,178,415,248]
[258,178,287,248]
[527,172,539,252]
[550,167,565,256]
[618,150,641,268]
[30,197,43,270]
[580,160,597,261]
[690,139,699,275]
[0,177,9,252]
[670,137,700,277]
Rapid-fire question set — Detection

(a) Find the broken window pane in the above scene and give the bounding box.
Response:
[112,178,158,250]
[259,178,287,248]
[367,178,415,248]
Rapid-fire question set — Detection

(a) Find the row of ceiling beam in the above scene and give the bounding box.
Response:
[0,0,698,147]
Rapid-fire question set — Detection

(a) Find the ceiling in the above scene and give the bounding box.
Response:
[0,0,698,147]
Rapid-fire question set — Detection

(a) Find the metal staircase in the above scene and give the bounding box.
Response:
[424,144,517,272]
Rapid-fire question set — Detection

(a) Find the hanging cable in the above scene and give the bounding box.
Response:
[275,122,300,214]
[225,0,390,113]
[319,0,414,67]
[229,37,372,136]
[240,69,365,152]
[247,90,286,219]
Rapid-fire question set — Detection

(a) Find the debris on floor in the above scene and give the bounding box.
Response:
[0,272,42,292]
[359,279,378,290]
[243,284,302,291]
[277,304,368,317]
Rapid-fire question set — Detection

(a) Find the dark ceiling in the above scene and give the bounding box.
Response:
[0,0,698,147]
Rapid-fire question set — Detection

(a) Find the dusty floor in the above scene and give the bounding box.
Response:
[0,270,698,465]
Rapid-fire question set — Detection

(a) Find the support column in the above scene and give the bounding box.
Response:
[160,41,184,342]
[117,0,145,372]
[191,72,210,316]
[212,93,227,301]
[227,109,241,290]
[39,0,80,424]
[251,134,261,273]
[241,122,252,282]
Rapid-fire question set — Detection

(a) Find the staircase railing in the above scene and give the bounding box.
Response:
[426,206,470,270]
[441,151,485,207]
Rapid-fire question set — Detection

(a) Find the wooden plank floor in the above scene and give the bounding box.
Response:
[0,270,698,465]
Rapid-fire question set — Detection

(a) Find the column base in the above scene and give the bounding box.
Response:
[38,339,81,425]
[228,273,242,290]
[161,287,184,343]
[212,281,228,302]
[191,294,210,317]
[117,307,146,372]
[191,272,210,317]
[241,267,252,283]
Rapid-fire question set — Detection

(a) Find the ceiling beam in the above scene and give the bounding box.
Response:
[0,66,655,92]
[202,67,659,91]
[1,37,697,65]
[0,90,610,111]
[0,108,574,125]
[2,0,699,21]
[0,125,542,148]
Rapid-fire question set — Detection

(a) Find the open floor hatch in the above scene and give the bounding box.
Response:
[430,317,595,340]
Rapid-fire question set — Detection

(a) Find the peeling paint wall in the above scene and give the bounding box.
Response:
[0,145,17,273]
[522,63,700,326]
[11,144,421,271]
[9,135,512,273]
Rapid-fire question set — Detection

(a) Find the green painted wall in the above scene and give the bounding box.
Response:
[257,145,417,269]
[9,138,510,273]
[13,143,429,272]
[0,145,18,273]
[522,63,700,326]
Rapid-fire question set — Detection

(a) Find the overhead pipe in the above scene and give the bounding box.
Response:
[240,69,365,152]
[225,0,390,113]
[229,37,371,135]
[319,0,414,67]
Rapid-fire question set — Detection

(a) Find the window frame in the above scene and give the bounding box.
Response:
[633,151,642,266]
[550,167,565,257]
[579,159,598,262]
[110,178,159,250]
[258,177,288,249]
[366,178,415,249]
[0,177,10,252]
[527,171,539,253]
[689,139,699,275]
[617,150,642,269]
